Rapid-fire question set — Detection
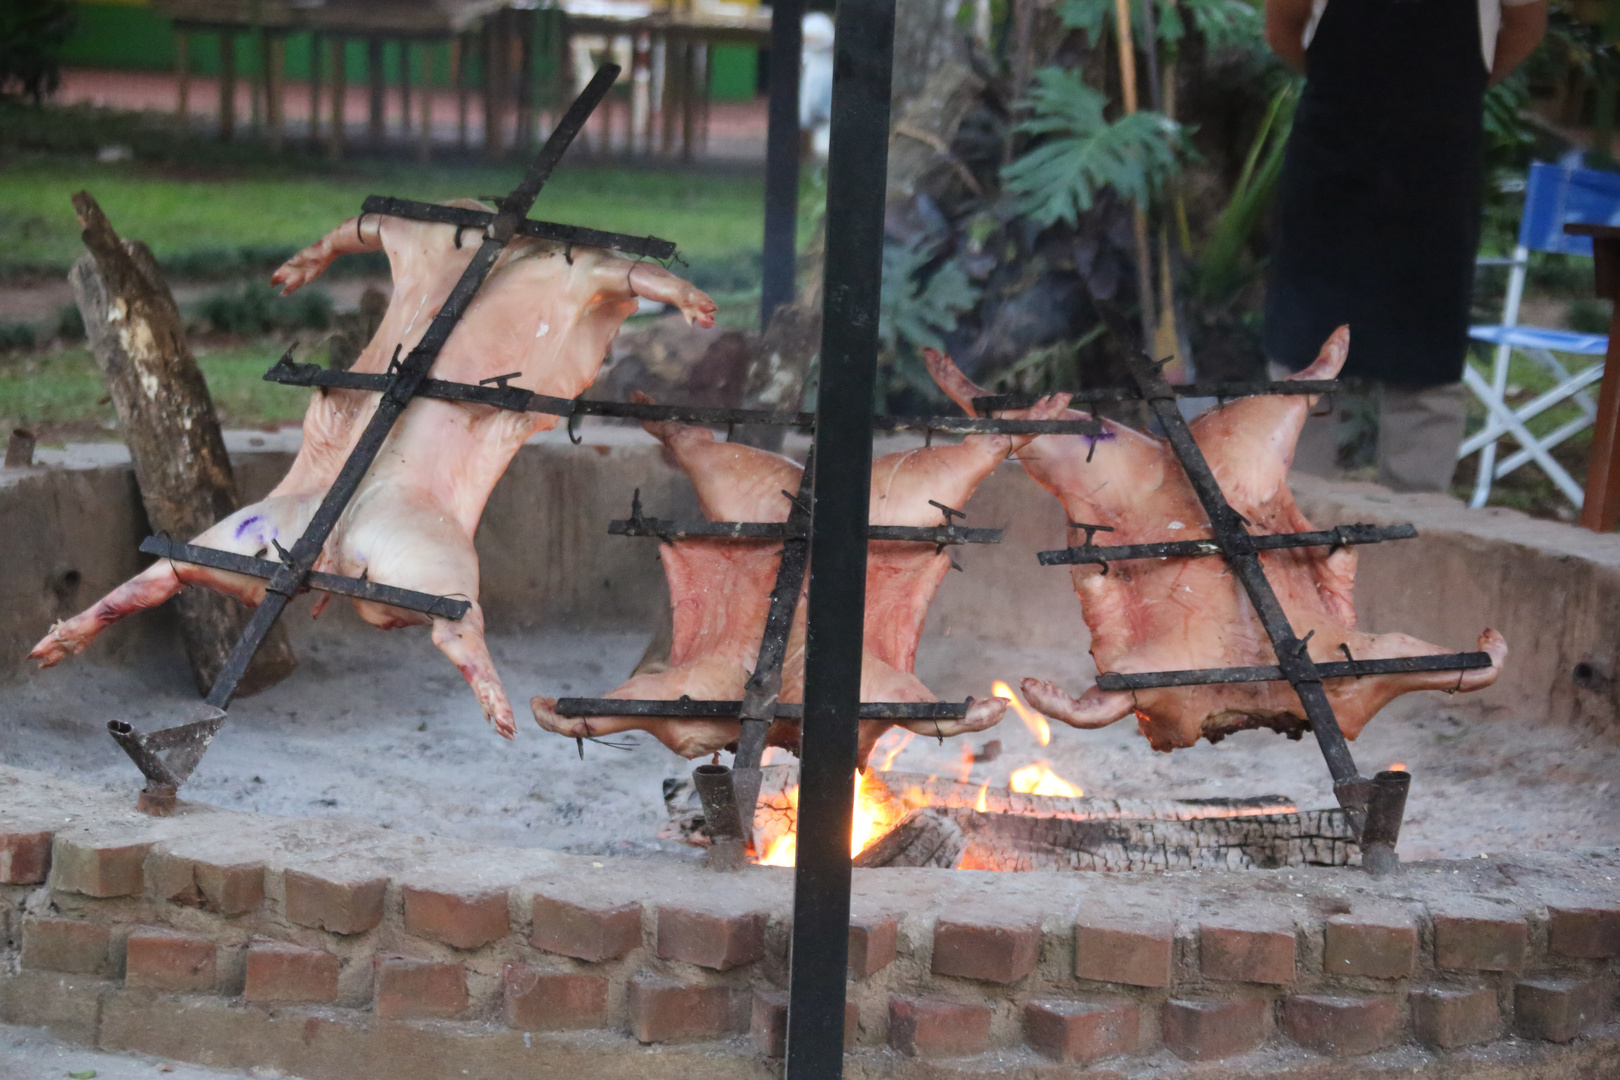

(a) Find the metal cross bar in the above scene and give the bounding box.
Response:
[139,536,471,620]
[359,195,677,260]
[552,698,971,720]
[1037,523,1419,567]
[262,358,1103,436]
[608,489,1002,546]
[106,65,625,793]
[1095,651,1494,690]
[972,380,1340,412]
[1121,353,1375,815]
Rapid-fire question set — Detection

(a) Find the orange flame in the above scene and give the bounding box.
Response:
[874,729,914,772]
[974,781,989,812]
[755,770,893,867]
[1387,762,1407,772]
[1008,763,1082,798]
[992,681,1050,747]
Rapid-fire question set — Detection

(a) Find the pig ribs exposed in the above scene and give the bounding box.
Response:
[926,329,1506,752]
[29,206,716,739]
[528,408,1082,762]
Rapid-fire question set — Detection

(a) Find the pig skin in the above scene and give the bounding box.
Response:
[530,403,1071,763]
[925,328,1507,751]
[29,205,716,738]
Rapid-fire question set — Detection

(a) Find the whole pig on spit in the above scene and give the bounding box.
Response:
[926,327,1507,752]
[30,203,717,739]
[532,394,1069,765]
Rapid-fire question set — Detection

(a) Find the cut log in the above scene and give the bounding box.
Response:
[69,191,296,698]
[878,771,1299,822]
[853,808,965,868]
[951,807,1357,872]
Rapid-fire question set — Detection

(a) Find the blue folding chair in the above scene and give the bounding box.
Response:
[1462,161,1620,509]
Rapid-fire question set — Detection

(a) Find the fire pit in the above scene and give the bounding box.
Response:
[2,427,1617,1078]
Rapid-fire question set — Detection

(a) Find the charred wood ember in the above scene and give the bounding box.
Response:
[33,69,711,790]
[926,329,1507,770]
[65,192,297,699]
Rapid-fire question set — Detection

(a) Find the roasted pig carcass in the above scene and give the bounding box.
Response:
[30,206,717,737]
[926,329,1506,751]
[530,408,1072,762]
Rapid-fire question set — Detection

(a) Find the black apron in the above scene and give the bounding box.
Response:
[1262,0,1489,386]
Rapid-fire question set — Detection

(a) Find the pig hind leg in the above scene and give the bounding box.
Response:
[432,602,516,739]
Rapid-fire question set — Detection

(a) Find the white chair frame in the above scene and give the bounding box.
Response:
[1461,244,1605,509]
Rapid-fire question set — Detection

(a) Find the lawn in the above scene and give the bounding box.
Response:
[0,341,310,443]
[0,153,766,281]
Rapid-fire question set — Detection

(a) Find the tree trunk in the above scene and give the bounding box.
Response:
[69,191,296,699]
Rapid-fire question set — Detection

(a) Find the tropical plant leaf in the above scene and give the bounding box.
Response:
[1060,0,1262,53]
[879,234,981,355]
[1002,68,1188,229]
[1180,0,1264,51]
[1193,80,1296,302]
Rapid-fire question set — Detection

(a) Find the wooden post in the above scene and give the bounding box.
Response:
[67,192,297,698]
[250,27,265,134]
[452,34,468,150]
[681,36,696,161]
[266,32,285,153]
[515,10,536,154]
[368,36,386,147]
[662,35,682,156]
[308,31,323,141]
[1579,227,1620,531]
[482,17,504,161]
[218,31,236,141]
[417,42,434,162]
[329,36,346,159]
[175,28,190,127]
[400,39,413,137]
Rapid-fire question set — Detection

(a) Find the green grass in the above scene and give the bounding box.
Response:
[0,341,312,439]
[0,152,765,279]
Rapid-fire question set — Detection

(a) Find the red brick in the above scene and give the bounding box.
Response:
[242,940,340,1004]
[1548,905,1620,959]
[888,996,992,1058]
[1074,919,1174,988]
[48,837,151,898]
[284,868,386,935]
[1323,914,1417,979]
[656,907,765,971]
[125,928,216,992]
[848,917,898,978]
[0,830,52,884]
[375,957,468,1019]
[1513,976,1611,1043]
[1162,998,1267,1062]
[626,975,744,1043]
[1282,993,1399,1057]
[751,990,858,1056]
[932,918,1040,985]
[1200,922,1296,985]
[147,853,265,916]
[403,884,510,950]
[1411,985,1500,1048]
[503,964,609,1031]
[1432,911,1526,972]
[20,918,110,975]
[1024,999,1138,1063]
[530,894,641,962]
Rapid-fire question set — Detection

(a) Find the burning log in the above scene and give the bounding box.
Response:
[67,191,297,697]
[851,809,965,868]
[881,771,1298,822]
[951,807,1356,871]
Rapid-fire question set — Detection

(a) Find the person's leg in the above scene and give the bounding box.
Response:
[1376,380,1468,493]
[1270,360,1339,477]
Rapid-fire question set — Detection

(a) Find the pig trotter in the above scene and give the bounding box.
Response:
[1021,677,1135,729]
[432,604,515,739]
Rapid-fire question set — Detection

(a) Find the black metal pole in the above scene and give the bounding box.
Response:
[760,0,804,326]
[784,0,893,1074]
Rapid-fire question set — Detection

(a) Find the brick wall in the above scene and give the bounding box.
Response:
[2,765,1618,1079]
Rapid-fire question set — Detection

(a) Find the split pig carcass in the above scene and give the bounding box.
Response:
[926,328,1506,752]
[30,205,717,738]
[531,403,1068,763]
